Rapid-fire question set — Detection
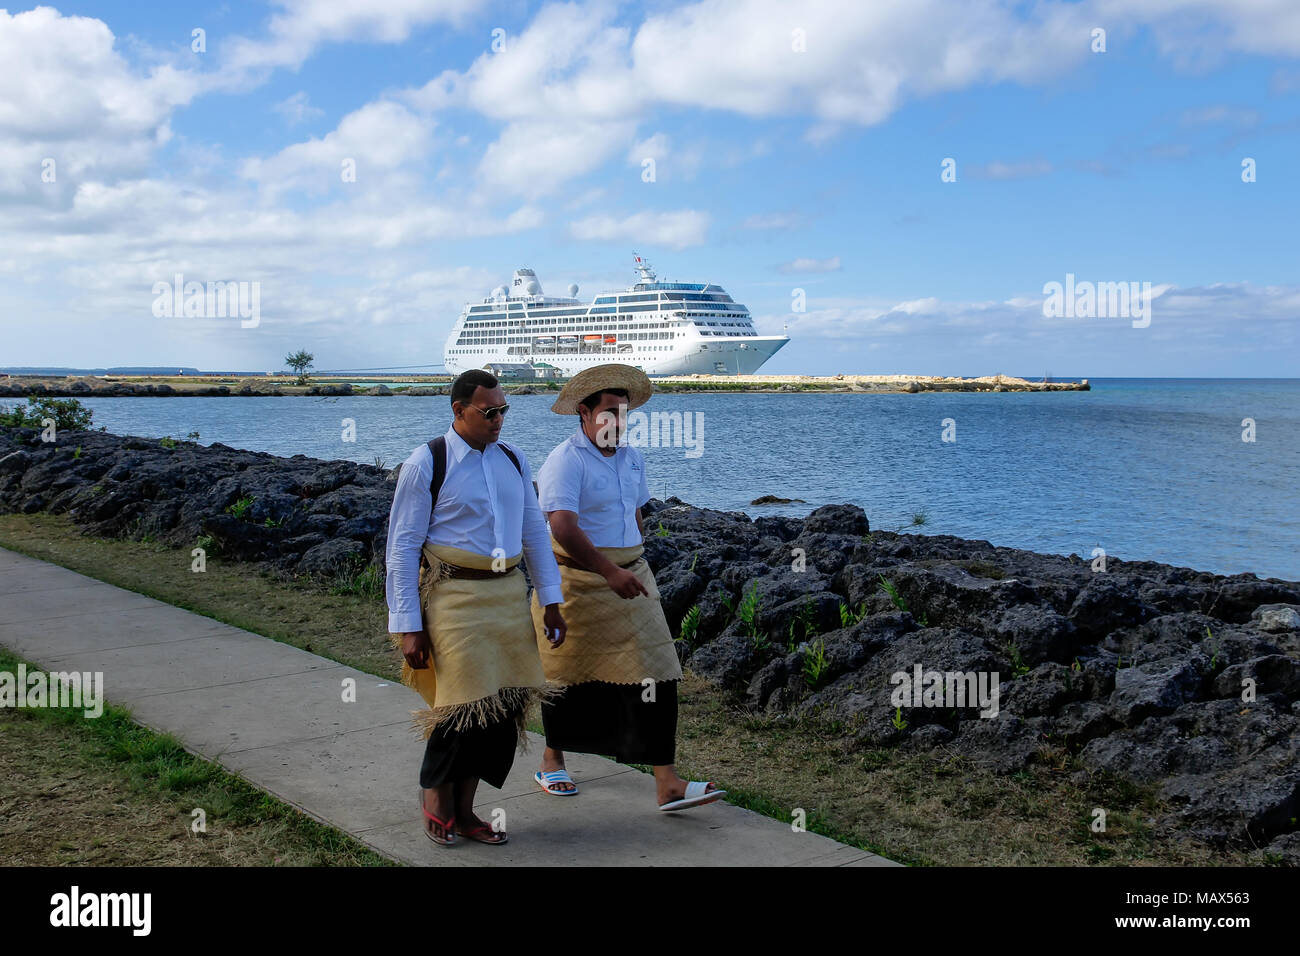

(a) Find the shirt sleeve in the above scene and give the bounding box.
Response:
[636,448,650,508]
[536,444,582,513]
[385,445,432,634]
[515,446,564,607]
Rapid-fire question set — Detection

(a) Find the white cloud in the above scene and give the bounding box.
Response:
[222,0,481,76]
[969,159,1053,180]
[628,133,670,165]
[390,0,1300,199]
[770,282,1300,351]
[479,120,637,196]
[0,7,201,199]
[625,131,702,182]
[567,210,709,249]
[1099,0,1300,63]
[273,91,325,125]
[778,256,842,273]
[630,0,1097,125]
[1178,104,1260,126]
[241,101,435,195]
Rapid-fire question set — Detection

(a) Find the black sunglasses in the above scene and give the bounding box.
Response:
[464,402,510,421]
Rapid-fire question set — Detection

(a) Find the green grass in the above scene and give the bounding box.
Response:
[329,561,383,599]
[0,645,393,866]
[877,575,908,612]
[736,580,762,644]
[802,638,829,688]
[788,600,819,652]
[838,599,868,628]
[1008,642,1030,677]
[677,604,702,649]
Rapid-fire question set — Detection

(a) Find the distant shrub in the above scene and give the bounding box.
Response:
[0,396,94,432]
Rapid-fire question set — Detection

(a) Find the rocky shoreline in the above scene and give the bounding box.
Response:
[1,425,1294,862]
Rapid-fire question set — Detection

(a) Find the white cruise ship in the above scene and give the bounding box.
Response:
[443,258,789,376]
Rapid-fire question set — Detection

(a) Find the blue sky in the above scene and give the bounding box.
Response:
[2,0,1298,376]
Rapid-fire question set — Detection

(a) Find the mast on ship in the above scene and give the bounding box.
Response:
[633,253,656,283]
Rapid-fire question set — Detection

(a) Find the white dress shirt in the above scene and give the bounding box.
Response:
[536,426,651,548]
[386,424,563,634]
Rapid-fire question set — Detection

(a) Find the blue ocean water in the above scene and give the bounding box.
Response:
[47,379,1300,580]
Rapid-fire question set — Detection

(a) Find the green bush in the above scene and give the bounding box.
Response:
[0,396,95,432]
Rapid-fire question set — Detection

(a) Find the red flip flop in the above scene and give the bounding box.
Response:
[456,817,508,845]
[419,789,455,845]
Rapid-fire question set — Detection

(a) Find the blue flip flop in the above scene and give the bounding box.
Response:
[535,769,579,796]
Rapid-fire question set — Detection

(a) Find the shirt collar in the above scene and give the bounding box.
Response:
[572,424,621,461]
[445,423,481,463]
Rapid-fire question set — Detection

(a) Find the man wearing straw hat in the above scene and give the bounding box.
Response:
[386,368,567,846]
[529,363,725,811]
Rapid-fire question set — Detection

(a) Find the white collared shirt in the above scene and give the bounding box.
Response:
[536,425,650,548]
[385,424,563,633]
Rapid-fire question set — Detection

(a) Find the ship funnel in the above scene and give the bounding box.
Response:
[511,268,542,296]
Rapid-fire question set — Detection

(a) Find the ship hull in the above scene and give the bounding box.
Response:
[444,336,787,377]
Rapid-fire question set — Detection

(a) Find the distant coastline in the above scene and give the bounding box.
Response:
[0,372,1089,398]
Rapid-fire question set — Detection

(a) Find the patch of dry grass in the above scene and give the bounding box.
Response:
[0,648,392,866]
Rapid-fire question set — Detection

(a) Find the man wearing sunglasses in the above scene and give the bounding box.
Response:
[385,368,567,847]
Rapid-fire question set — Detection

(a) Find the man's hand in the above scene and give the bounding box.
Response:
[400,631,431,669]
[605,565,649,599]
[542,604,567,648]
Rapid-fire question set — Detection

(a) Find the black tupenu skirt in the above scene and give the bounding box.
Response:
[541,679,678,765]
[419,706,521,789]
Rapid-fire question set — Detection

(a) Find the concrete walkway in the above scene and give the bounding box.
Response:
[0,546,897,866]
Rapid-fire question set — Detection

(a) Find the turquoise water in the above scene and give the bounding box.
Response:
[51,379,1300,580]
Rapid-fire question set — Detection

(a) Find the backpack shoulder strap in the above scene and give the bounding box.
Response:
[496,441,523,477]
[495,441,537,495]
[426,436,448,509]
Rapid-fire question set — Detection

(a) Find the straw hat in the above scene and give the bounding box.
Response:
[550,363,653,415]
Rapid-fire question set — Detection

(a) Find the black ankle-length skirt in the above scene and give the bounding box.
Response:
[541,679,678,765]
[419,706,522,789]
